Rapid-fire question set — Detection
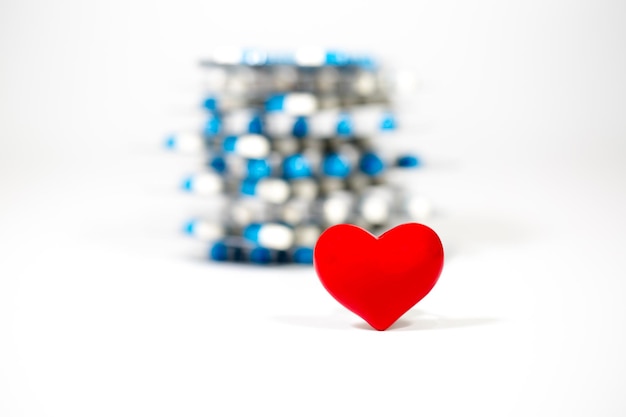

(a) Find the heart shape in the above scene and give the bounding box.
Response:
[313,223,444,331]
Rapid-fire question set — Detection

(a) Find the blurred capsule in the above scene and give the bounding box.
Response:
[187,220,295,251]
[282,154,313,179]
[322,153,351,178]
[346,173,373,192]
[293,224,322,247]
[404,195,432,221]
[164,132,204,153]
[291,246,314,264]
[322,191,354,225]
[208,154,273,180]
[396,154,421,168]
[183,219,225,241]
[201,95,248,112]
[209,240,273,264]
[272,137,300,155]
[181,172,223,195]
[281,198,313,225]
[356,152,421,177]
[265,93,317,115]
[290,178,319,201]
[208,239,313,264]
[243,222,294,250]
[319,177,346,195]
[264,106,396,139]
[222,134,270,159]
[359,186,394,226]
[359,152,386,176]
[227,199,268,226]
[240,178,290,204]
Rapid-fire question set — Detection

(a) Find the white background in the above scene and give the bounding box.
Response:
[1,0,626,416]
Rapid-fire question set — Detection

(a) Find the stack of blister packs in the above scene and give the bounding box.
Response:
[165,48,431,265]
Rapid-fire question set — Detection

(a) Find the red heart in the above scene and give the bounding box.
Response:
[313,223,444,331]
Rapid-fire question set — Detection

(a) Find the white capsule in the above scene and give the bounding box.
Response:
[361,196,390,225]
[316,67,340,92]
[290,178,318,201]
[227,199,268,225]
[184,172,223,195]
[244,223,294,250]
[256,179,290,204]
[223,134,270,159]
[264,113,293,137]
[166,132,204,153]
[294,224,322,247]
[406,195,432,221]
[231,203,255,226]
[271,66,299,90]
[222,110,258,134]
[190,220,225,241]
[294,47,326,66]
[281,199,311,225]
[202,67,228,90]
[360,187,394,225]
[272,137,299,155]
[287,93,317,115]
[267,93,317,115]
[353,71,378,96]
[346,173,371,193]
[322,191,354,225]
[319,177,345,195]
[307,109,340,137]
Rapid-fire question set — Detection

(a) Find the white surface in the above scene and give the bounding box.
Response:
[1,0,626,416]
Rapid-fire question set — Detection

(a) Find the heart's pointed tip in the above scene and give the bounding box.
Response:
[366,318,396,331]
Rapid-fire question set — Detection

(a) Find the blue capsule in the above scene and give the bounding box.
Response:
[183,219,196,235]
[210,242,229,261]
[204,115,222,136]
[241,48,268,66]
[325,50,350,66]
[396,154,421,168]
[359,152,386,176]
[164,136,176,149]
[265,93,317,115]
[242,222,294,250]
[203,97,218,111]
[247,159,272,179]
[221,134,270,159]
[380,113,397,130]
[322,153,351,178]
[243,223,262,242]
[206,48,377,68]
[283,154,312,179]
[240,179,258,196]
[336,114,353,136]
[266,95,286,112]
[181,177,194,191]
[209,156,227,174]
[249,247,272,264]
[292,116,308,138]
[292,247,314,264]
[248,114,263,134]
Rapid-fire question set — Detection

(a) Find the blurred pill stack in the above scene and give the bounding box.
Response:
[165,48,430,265]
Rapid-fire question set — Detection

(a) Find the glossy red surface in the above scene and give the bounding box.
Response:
[314,223,445,331]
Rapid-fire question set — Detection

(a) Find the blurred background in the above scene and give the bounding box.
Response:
[1,1,625,416]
